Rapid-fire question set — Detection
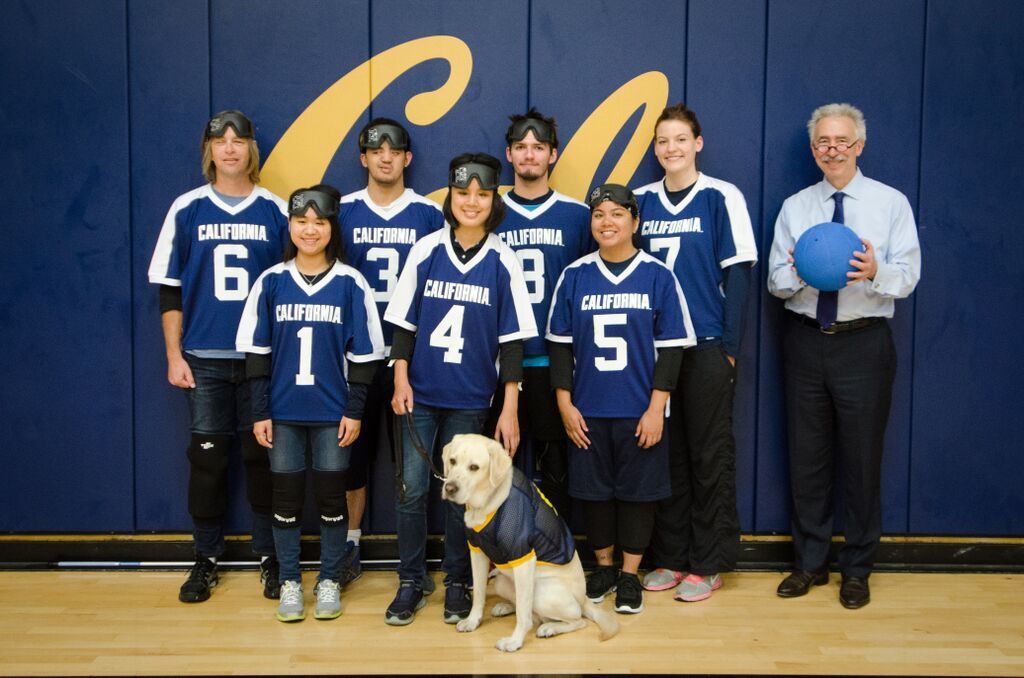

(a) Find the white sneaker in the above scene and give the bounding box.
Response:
[314,579,342,620]
[276,580,305,622]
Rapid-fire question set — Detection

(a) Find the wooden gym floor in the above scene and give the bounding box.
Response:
[1,570,1022,676]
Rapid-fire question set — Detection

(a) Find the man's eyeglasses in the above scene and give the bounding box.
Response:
[814,139,860,154]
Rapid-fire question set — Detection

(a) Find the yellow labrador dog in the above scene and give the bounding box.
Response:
[442,433,618,652]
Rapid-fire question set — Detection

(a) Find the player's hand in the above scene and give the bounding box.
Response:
[392,375,414,415]
[847,238,878,285]
[167,355,196,389]
[494,410,519,457]
[253,420,273,448]
[338,417,361,447]
[558,402,591,450]
[788,246,807,286]
[635,407,664,449]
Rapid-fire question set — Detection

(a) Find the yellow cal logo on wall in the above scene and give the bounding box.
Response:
[261,36,668,202]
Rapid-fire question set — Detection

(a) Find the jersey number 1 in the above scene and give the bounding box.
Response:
[296,326,315,385]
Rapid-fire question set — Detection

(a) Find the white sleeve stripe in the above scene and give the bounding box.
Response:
[349,265,387,357]
[720,253,758,269]
[545,333,572,343]
[235,269,269,351]
[499,242,539,339]
[236,344,271,354]
[718,179,759,263]
[147,195,188,283]
[498,329,536,343]
[654,338,689,348]
[383,315,417,332]
[150,276,181,286]
[347,352,385,363]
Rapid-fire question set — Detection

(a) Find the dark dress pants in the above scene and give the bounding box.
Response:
[783,315,896,578]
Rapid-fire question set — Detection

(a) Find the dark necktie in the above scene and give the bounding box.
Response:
[815,191,845,327]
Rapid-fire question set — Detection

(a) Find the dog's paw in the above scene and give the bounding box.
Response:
[495,635,524,652]
[536,622,559,638]
[491,602,515,617]
[456,616,482,633]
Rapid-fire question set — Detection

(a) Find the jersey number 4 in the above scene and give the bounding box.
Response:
[429,305,465,364]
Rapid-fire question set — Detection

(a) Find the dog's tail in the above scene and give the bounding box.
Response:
[582,599,620,640]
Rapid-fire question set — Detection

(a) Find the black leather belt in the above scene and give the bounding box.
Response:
[790,312,883,335]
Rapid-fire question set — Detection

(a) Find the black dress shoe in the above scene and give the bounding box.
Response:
[839,575,870,609]
[776,569,829,598]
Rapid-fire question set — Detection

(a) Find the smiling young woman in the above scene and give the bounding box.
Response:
[236,185,385,623]
[547,183,696,615]
[634,104,759,602]
[382,153,536,627]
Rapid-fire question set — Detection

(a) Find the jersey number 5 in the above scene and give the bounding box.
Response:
[430,305,465,364]
[213,243,250,301]
[593,313,628,371]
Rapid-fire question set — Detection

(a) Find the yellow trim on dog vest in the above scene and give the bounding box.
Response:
[494,549,537,569]
[468,508,497,532]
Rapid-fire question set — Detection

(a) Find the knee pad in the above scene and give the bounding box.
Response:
[271,471,305,530]
[186,434,232,519]
[240,431,273,514]
[313,470,347,527]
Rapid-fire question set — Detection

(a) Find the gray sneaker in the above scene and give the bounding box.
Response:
[674,573,722,602]
[642,568,684,591]
[314,579,342,619]
[276,580,305,622]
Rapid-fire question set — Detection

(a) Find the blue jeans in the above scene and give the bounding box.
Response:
[183,354,252,434]
[268,423,351,583]
[395,404,488,585]
[183,354,273,559]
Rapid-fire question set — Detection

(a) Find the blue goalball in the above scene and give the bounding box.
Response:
[793,222,864,292]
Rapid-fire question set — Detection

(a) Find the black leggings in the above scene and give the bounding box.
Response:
[582,499,657,555]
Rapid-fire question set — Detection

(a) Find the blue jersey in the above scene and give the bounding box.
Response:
[236,261,385,423]
[547,251,695,418]
[495,191,594,357]
[635,175,757,339]
[384,226,537,411]
[148,184,289,351]
[466,467,576,568]
[339,188,444,351]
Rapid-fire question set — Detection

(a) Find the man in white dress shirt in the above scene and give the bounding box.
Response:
[767,103,921,609]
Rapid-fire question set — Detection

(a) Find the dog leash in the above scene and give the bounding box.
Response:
[403,412,447,481]
[394,412,446,502]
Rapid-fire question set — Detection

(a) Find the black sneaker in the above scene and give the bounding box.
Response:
[385,580,425,626]
[586,565,618,603]
[179,558,218,603]
[260,557,281,599]
[614,572,644,614]
[443,582,472,624]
